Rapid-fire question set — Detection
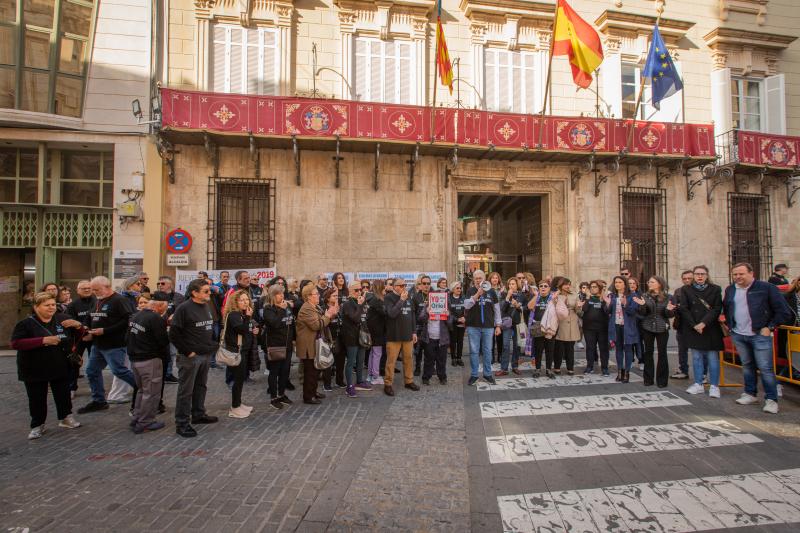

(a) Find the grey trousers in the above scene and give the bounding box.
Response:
[132,358,163,427]
[175,353,210,427]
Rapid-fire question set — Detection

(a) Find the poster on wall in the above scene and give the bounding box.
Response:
[113,250,144,279]
[175,267,277,294]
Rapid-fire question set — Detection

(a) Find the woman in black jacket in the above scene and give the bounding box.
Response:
[577,280,610,375]
[448,282,466,367]
[341,281,370,397]
[634,276,675,388]
[262,284,295,409]
[223,289,257,419]
[321,288,342,391]
[11,292,84,439]
[366,280,387,385]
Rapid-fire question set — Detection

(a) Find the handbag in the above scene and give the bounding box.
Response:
[501,316,513,330]
[267,346,287,362]
[29,317,83,367]
[215,315,242,367]
[358,324,372,348]
[516,321,527,349]
[315,332,334,369]
[696,295,730,337]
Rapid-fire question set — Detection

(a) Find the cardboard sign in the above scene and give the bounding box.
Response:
[428,291,449,320]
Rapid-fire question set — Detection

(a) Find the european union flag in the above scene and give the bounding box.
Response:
[642,24,683,110]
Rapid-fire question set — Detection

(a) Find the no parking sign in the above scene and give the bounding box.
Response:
[166,228,193,254]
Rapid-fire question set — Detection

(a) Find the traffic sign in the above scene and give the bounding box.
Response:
[166,228,193,254]
[166,254,190,266]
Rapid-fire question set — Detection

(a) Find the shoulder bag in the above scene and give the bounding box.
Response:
[695,295,729,337]
[358,324,372,348]
[315,317,334,369]
[29,317,83,367]
[215,314,242,366]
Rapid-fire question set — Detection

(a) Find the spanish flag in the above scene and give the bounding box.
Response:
[435,0,453,94]
[552,0,603,89]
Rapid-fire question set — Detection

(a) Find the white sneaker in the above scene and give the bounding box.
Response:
[58,415,81,429]
[708,386,721,399]
[28,425,45,439]
[736,393,759,405]
[228,406,250,418]
[240,404,253,413]
[639,363,644,371]
[686,383,704,395]
[763,399,779,414]
[371,376,384,385]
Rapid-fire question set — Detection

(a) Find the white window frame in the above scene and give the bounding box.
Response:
[483,48,539,114]
[731,77,765,133]
[211,24,279,95]
[354,37,416,105]
[621,62,656,120]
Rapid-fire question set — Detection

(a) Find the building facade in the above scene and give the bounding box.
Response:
[2,0,799,342]
[151,0,800,287]
[0,0,162,342]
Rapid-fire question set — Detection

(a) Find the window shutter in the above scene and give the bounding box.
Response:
[485,49,497,111]
[532,51,547,113]
[355,39,368,101]
[262,30,277,95]
[601,53,622,118]
[498,51,510,112]
[711,67,732,133]
[211,26,227,92]
[648,61,683,123]
[229,28,243,94]
[511,53,522,113]
[764,73,786,135]
[246,29,259,94]
[399,42,411,104]
[524,53,535,114]
[385,41,396,103]
[370,40,382,102]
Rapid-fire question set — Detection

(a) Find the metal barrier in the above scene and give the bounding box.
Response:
[775,325,800,386]
[718,336,743,388]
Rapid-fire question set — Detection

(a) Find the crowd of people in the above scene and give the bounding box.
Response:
[10,261,798,440]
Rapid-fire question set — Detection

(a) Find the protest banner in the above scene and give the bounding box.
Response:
[428,291,449,320]
[175,267,277,294]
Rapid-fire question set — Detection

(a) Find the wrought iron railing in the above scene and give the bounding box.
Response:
[0,206,113,249]
[715,129,739,166]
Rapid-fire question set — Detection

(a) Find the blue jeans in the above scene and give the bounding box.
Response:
[731,332,778,401]
[345,345,365,386]
[86,346,136,403]
[691,349,720,387]
[500,328,520,371]
[467,327,494,378]
[614,325,634,371]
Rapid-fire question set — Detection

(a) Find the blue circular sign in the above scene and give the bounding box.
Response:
[166,228,192,253]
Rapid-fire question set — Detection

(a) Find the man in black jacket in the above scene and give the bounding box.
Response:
[128,300,170,433]
[383,279,419,396]
[152,275,184,382]
[671,270,695,379]
[66,279,96,395]
[78,276,135,414]
[169,279,219,437]
[768,264,789,286]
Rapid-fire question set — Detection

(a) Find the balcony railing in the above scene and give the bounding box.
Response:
[716,129,800,170]
[160,88,716,160]
[0,206,113,249]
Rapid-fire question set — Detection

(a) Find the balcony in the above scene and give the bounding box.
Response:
[158,88,718,192]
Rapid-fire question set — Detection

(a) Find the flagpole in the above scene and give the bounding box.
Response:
[537,3,559,149]
[432,51,438,144]
[626,7,664,152]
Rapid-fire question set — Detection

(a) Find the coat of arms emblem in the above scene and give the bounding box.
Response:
[569,123,593,148]
[303,105,330,132]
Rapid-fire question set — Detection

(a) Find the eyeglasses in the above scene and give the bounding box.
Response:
[352,288,362,293]
[693,272,708,276]
[157,281,167,285]
[141,277,149,281]
[420,282,431,286]
[199,289,211,294]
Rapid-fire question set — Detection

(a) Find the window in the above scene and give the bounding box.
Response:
[354,38,415,104]
[728,193,772,280]
[484,49,538,114]
[209,177,275,268]
[210,24,279,95]
[619,187,667,285]
[0,147,38,203]
[0,0,97,116]
[59,151,113,207]
[621,63,656,120]
[731,78,762,132]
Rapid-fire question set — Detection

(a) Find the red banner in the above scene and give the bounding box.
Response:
[161,88,717,158]
[737,131,799,168]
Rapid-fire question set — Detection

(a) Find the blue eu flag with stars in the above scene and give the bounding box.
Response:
[643,24,683,110]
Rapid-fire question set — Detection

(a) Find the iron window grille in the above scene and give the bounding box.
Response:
[619,187,668,285]
[207,177,275,269]
[727,193,772,280]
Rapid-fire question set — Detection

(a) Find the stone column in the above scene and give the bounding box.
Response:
[277,5,293,96]
[194,2,212,90]
[470,23,487,109]
[339,12,356,99]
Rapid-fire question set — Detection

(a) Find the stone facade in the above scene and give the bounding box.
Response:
[153,0,800,288]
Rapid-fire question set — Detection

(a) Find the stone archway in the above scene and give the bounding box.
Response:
[446,161,569,277]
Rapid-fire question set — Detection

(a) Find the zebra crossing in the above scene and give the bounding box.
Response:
[475,361,800,532]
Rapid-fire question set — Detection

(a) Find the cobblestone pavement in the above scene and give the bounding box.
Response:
[466,350,800,532]
[2,348,800,533]
[0,353,469,533]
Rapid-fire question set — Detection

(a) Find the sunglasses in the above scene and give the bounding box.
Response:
[352,288,362,293]
[420,282,431,286]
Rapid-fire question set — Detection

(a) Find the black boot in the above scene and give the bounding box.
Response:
[622,370,630,383]
[615,370,622,382]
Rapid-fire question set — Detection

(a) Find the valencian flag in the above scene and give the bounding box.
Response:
[642,24,683,110]
[552,0,603,89]
[435,0,453,94]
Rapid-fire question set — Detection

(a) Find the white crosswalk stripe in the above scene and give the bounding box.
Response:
[477,373,641,391]
[480,391,690,419]
[485,419,761,463]
[488,359,617,373]
[498,468,800,532]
